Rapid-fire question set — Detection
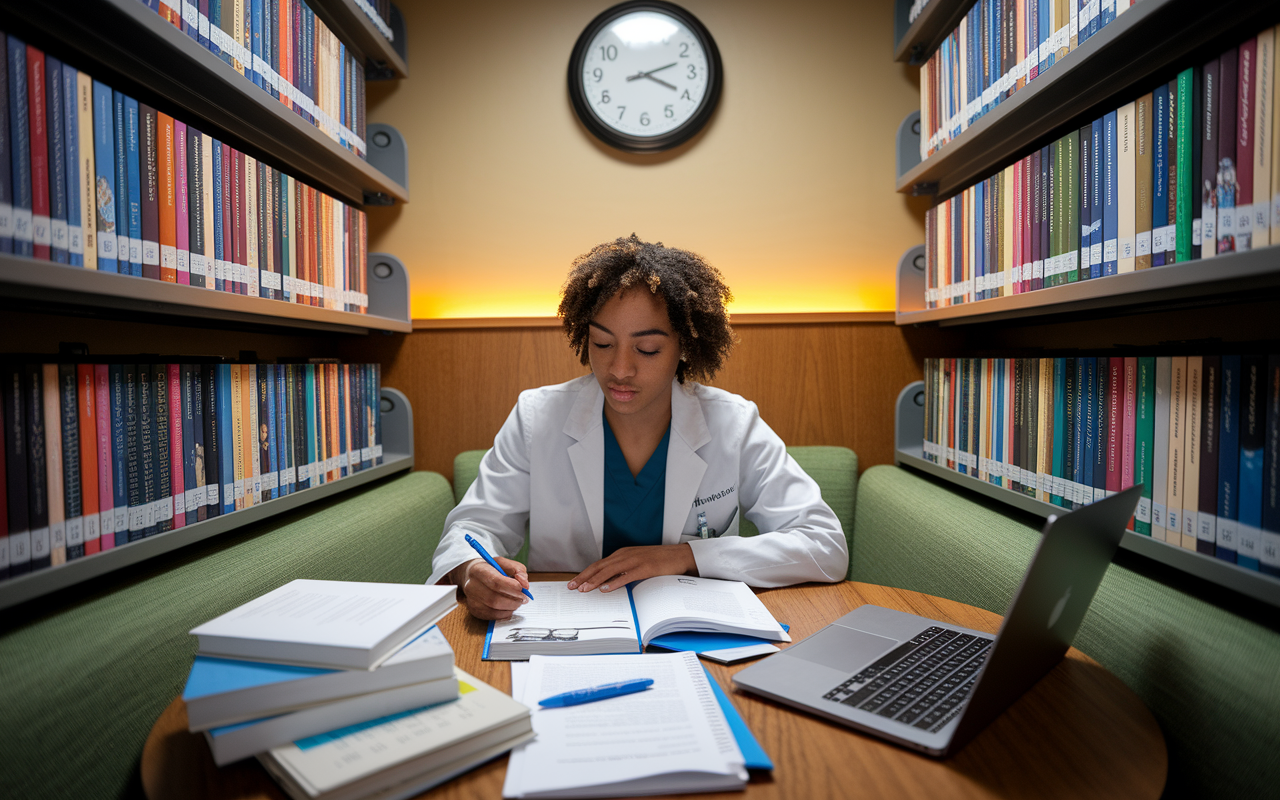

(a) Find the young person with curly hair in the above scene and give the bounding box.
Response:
[428,235,848,619]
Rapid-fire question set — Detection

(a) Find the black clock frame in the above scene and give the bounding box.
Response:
[567,1,723,154]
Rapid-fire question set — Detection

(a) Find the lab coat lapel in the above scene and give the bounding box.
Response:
[564,380,605,554]
[664,382,710,544]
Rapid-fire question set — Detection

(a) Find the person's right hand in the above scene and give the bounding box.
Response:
[450,557,531,620]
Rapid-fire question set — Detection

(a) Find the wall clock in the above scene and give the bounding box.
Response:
[568,1,723,153]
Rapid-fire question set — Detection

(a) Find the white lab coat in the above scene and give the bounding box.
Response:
[427,375,848,587]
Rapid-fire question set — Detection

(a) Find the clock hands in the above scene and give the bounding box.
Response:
[626,63,678,90]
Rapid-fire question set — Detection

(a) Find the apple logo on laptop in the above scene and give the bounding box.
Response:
[1048,586,1072,629]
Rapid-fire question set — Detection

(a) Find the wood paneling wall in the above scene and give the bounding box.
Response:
[345,319,940,483]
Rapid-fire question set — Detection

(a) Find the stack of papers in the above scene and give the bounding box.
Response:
[260,668,534,800]
[503,652,754,798]
[184,580,460,765]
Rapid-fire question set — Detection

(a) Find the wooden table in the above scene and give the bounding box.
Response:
[142,578,1166,800]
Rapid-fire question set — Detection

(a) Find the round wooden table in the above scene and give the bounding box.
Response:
[142,579,1166,800]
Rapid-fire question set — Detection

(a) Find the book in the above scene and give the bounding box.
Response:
[1166,357,1187,545]
[1255,27,1274,249]
[1237,39,1256,252]
[1198,356,1221,555]
[175,119,190,284]
[1152,83,1169,266]
[185,626,455,731]
[158,112,177,282]
[0,36,12,257]
[93,364,114,549]
[1218,47,1238,254]
[90,80,116,270]
[1182,357,1202,550]
[1118,102,1136,273]
[110,364,128,546]
[57,364,83,560]
[1202,58,1220,259]
[503,652,748,798]
[1238,355,1265,570]
[45,56,68,263]
[4,367,31,574]
[75,70,95,270]
[484,577,790,661]
[190,580,457,669]
[1261,355,1280,576]
[124,95,143,276]
[43,364,66,565]
[1134,357,1155,534]
[1176,68,1195,262]
[27,46,50,260]
[260,668,533,800]
[1216,355,1241,562]
[110,91,130,276]
[204,672,460,766]
[9,38,33,258]
[1135,92,1153,269]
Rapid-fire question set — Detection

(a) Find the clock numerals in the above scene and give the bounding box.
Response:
[688,64,697,79]
[599,44,617,61]
[601,90,610,104]
[640,112,650,127]
[665,104,674,118]
[680,42,689,57]
[681,90,691,101]
[617,106,626,120]
[593,68,603,82]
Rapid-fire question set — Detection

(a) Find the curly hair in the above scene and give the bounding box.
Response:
[559,234,735,384]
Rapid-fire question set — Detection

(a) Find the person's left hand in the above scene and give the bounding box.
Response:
[568,544,697,593]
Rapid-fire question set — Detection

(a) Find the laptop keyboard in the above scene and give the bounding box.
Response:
[822,626,994,733]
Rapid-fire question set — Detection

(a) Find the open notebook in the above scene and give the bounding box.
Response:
[483,576,789,661]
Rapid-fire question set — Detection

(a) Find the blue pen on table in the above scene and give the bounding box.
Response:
[464,533,535,601]
[538,679,655,708]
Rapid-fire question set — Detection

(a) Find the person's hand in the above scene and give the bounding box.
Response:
[450,557,531,620]
[567,544,697,593]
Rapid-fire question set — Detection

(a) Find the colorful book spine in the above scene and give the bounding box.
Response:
[1260,355,1280,576]
[1175,68,1194,262]
[42,364,65,565]
[158,113,177,282]
[1103,110,1118,276]
[1236,39,1256,252]
[1202,59,1220,259]
[57,364,82,560]
[1255,28,1274,249]
[1134,358,1155,534]
[1198,356,1221,555]
[45,56,68,264]
[1117,101,1136,272]
[93,364,114,549]
[0,36,12,257]
[1217,355,1241,561]
[175,119,190,285]
[1135,93,1153,270]
[90,80,116,270]
[27,47,51,260]
[9,38,33,258]
[1218,47,1238,254]
[1181,357,1201,550]
[168,363,185,530]
[76,365,99,554]
[124,96,143,276]
[110,364,128,546]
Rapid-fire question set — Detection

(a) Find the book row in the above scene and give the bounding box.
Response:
[0,360,384,580]
[920,0,1139,159]
[355,0,395,44]
[921,356,1280,575]
[138,0,368,156]
[923,27,1279,308]
[1,35,371,312]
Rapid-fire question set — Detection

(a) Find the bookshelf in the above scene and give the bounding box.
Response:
[897,0,1279,199]
[892,2,1280,605]
[893,0,973,66]
[0,388,414,611]
[309,0,407,80]
[0,0,409,208]
[0,2,417,607]
[893,381,1280,607]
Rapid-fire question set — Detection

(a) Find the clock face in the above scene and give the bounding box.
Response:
[569,2,722,153]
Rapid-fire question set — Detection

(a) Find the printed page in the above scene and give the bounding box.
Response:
[630,576,789,643]
[490,581,638,650]
[503,651,745,798]
[191,579,455,648]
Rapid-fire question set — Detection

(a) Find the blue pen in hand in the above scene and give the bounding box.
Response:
[538,679,655,708]
[465,533,534,601]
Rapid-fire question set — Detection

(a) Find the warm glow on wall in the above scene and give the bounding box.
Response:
[371,0,923,321]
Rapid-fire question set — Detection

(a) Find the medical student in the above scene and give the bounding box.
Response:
[428,235,848,620]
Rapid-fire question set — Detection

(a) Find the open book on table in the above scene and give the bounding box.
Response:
[483,576,789,661]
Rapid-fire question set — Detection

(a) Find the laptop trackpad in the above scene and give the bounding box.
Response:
[793,625,899,672]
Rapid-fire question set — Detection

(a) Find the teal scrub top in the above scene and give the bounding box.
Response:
[602,412,671,558]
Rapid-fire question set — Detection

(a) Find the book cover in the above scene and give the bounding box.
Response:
[1167,357,1188,542]
[1216,355,1240,561]
[27,47,51,260]
[1134,358,1155,534]
[45,56,68,264]
[1165,81,1178,264]
[187,127,205,288]
[58,364,83,560]
[156,363,175,533]
[1182,357,1202,550]
[90,80,116,270]
[110,364,128,546]
[1135,93,1153,269]
[1152,358,1172,540]
[1260,355,1280,576]
[182,364,199,524]
[1198,356,1221,555]
[1236,39,1255,252]
[158,113,177,282]
[41,365,64,565]
[68,68,89,268]
[1176,68,1195,262]
[1218,47,1238,254]
[122,96,142,277]
[1103,110,1118,276]
[126,364,144,542]
[1151,85,1169,266]
[175,120,190,285]
[93,364,113,549]
[0,37,12,257]
[5,367,31,575]
[1202,58,1220,258]
[9,38,33,258]
[1255,28,1273,249]
[139,103,160,279]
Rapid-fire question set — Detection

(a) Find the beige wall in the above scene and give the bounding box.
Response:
[366,0,926,319]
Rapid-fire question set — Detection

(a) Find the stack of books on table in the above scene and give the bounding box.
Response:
[183,579,533,800]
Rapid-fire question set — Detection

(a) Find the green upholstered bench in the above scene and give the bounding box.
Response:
[451,446,859,571]
[852,464,1280,799]
[0,470,454,800]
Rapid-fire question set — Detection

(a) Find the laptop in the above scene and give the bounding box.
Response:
[732,485,1141,757]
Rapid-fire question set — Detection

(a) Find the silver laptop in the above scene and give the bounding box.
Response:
[733,485,1141,757]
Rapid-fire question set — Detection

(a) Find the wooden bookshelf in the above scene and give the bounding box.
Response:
[310,0,408,80]
[0,0,408,208]
[896,245,1280,326]
[893,382,1280,607]
[0,255,412,335]
[897,0,1279,198]
[893,0,974,65]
